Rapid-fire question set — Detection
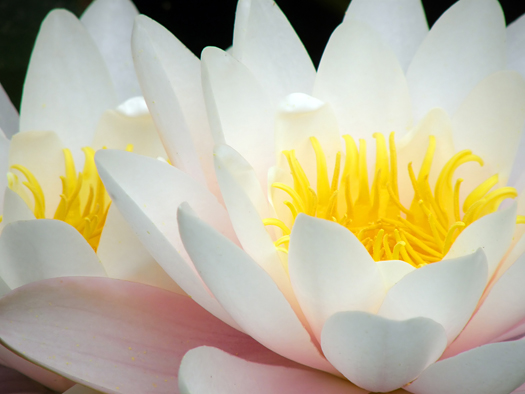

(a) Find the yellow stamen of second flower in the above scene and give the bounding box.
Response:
[6,145,130,251]
[264,133,523,268]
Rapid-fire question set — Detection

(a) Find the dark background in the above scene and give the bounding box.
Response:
[1,0,524,110]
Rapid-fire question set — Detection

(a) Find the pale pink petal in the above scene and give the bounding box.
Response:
[19,10,117,163]
[376,260,415,290]
[0,277,294,393]
[451,71,525,187]
[178,205,336,374]
[344,0,428,72]
[406,0,506,123]
[80,0,140,103]
[379,250,487,344]
[0,363,55,393]
[0,220,106,288]
[445,203,517,279]
[0,83,18,139]
[314,19,411,140]
[231,0,315,104]
[443,251,525,357]
[179,346,366,394]
[95,149,240,330]
[321,311,447,392]
[97,205,184,294]
[131,16,207,187]
[406,341,525,394]
[288,215,385,340]
[201,46,274,188]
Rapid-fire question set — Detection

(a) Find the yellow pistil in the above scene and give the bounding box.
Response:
[7,146,122,251]
[266,134,524,268]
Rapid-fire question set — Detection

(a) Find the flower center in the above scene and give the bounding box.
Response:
[265,133,522,268]
[5,145,130,251]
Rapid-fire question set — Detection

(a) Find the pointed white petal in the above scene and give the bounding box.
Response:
[1,188,35,229]
[376,260,416,290]
[507,14,525,79]
[0,83,18,139]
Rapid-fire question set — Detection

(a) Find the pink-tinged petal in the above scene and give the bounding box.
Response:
[289,215,385,340]
[0,83,18,139]
[0,345,74,392]
[0,220,106,289]
[19,10,117,162]
[314,19,411,140]
[508,14,525,80]
[445,203,517,279]
[98,205,184,294]
[376,260,415,290]
[274,93,342,184]
[81,0,140,103]
[91,107,168,160]
[406,341,525,394]
[178,205,337,374]
[64,385,101,394]
[131,16,207,187]
[451,71,525,187]
[407,0,505,123]
[344,0,428,72]
[0,277,294,394]
[321,311,447,392]
[379,250,487,344]
[179,346,366,394]
[8,131,64,217]
[95,149,241,330]
[1,189,35,229]
[201,46,274,188]
[0,277,10,298]
[231,0,315,104]
[0,363,55,393]
[443,251,525,358]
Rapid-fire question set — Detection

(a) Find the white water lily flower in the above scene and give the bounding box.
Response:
[3,0,525,393]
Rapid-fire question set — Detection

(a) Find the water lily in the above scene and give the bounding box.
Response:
[3,0,525,393]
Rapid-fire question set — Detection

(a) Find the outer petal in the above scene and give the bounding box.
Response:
[378,250,488,344]
[288,215,385,340]
[232,0,316,103]
[95,149,241,330]
[179,346,366,394]
[0,83,18,139]
[80,0,140,103]
[201,47,274,188]
[443,251,525,357]
[0,220,106,289]
[406,341,525,394]
[314,19,411,140]
[131,16,207,187]
[406,0,506,123]
[0,132,9,211]
[0,277,294,393]
[0,189,35,229]
[178,205,337,374]
[508,14,525,79]
[445,203,517,279]
[344,0,428,71]
[451,71,525,187]
[321,311,447,393]
[19,10,117,161]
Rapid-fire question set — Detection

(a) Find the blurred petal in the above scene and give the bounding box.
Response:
[64,385,102,394]
[507,13,525,79]
[0,363,54,393]
[0,83,18,139]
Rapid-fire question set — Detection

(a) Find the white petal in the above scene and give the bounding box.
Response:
[201,46,274,188]
[379,249,488,344]
[451,71,525,186]
[289,215,385,340]
[376,260,416,290]
[80,0,141,103]
[321,311,447,392]
[131,16,208,187]
[20,10,117,162]
[0,131,9,211]
[1,188,35,229]
[507,14,525,79]
[406,341,525,394]
[179,346,366,394]
[232,0,315,103]
[0,83,19,139]
[97,205,184,294]
[443,251,525,357]
[445,203,517,279]
[344,0,428,71]
[406,0,506,123]
[0,220,106,289]
[314,19,411,140]
[178,205,336,373]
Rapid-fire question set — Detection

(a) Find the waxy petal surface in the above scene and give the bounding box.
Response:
[376,260,415,290]
[321,312,447,392]
[179,346,366,394]
[0,189,35,229]
[0,83,18,139]
[508,14,525,79]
